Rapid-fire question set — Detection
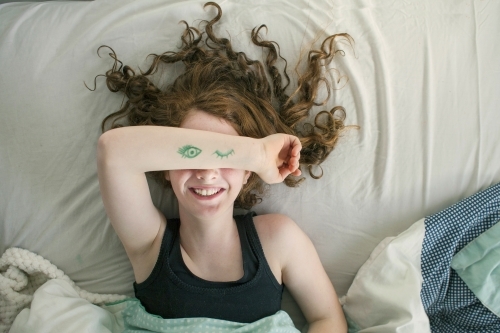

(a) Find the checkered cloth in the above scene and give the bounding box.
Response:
[420,182,500,333]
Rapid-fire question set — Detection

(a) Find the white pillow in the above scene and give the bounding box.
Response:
[341,219,430,332]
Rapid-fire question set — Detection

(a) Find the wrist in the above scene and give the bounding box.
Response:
[253,137,267,175]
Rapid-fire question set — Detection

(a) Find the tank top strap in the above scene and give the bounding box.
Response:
[238,212,282,290]
[164,218,180,255]
[133,218,179,290]
[237,211,262,259]
[234,212,258,280]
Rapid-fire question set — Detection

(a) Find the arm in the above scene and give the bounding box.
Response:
[97,126,301,258]
[275,217,347,333]
[98,126,301,181]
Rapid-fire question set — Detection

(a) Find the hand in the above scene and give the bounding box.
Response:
[258,134,302,184]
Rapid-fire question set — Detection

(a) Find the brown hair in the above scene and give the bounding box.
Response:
[88,2,354,209]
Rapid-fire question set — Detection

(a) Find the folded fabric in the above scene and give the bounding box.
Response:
[10,279,300,333]
[10,279,123,333]
[341,219,431,333]
[342,182,500,333]
[0,247,126,333]
[420,182,500,332]
[451,220,500,318]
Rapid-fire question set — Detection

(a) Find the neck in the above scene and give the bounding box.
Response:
[176,205,244,282]
[177,205,237,252]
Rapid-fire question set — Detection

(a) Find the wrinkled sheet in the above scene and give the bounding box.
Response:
[1,0,500,329]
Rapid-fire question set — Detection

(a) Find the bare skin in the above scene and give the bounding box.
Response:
[97,109,347,332]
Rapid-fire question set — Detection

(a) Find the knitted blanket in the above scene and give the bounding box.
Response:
[0,247,126,333]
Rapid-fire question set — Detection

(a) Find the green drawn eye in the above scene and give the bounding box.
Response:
[178,145,202,159]
[213,149,235,159]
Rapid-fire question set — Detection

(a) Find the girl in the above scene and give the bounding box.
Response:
[94,2,351,332]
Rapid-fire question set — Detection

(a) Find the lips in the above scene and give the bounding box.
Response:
[189,187,225,199]
[193,188,221,196]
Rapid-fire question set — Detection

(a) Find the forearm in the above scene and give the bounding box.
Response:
[307,317,347,333]
[97,126,263,173]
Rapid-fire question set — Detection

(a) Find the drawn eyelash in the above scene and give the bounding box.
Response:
[177,145,202,159]
[213,149,235,159]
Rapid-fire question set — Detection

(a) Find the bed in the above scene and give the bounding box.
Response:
[1,0,499,332]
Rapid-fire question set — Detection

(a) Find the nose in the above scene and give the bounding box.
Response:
[195,168,219,181]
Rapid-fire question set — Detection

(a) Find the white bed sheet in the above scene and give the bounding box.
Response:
[1,0,499,328]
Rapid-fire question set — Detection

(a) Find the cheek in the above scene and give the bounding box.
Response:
[221,169,250,186]
[167,170,192,188]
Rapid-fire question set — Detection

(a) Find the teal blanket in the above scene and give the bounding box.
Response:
[452,220,500,318]
[106,298,300,333]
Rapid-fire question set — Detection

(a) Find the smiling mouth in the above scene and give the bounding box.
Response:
[191,188,223,197]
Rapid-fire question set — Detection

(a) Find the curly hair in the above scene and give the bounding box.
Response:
[88,2,354,209]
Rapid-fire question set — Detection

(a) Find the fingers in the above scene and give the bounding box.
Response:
[292,145,301,161]
[263,134,302,183]
[278,167,292,180]
[277,165,301,182]
[291,136,302,156]
[288,136,301,170]
[279,135,302,179]
[279,156,302,179]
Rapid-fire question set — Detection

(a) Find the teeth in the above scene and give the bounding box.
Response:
[193,188,221,196]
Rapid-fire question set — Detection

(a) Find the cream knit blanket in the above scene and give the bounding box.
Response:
[0,247,126,333]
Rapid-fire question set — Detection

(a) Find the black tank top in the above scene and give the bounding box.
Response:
[133,212,284,323]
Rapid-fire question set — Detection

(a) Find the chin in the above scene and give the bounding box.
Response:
[182,202,234,220]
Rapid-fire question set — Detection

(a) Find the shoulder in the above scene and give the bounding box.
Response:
[253,213,300,237]
[253,213,310,259]
[250,213,305,283]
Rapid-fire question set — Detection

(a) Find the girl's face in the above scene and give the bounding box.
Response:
[165,110,251,220]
